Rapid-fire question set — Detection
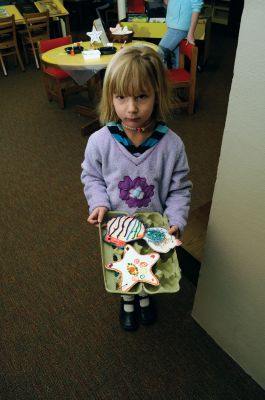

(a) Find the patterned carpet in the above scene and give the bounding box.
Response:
[1,25,264,399]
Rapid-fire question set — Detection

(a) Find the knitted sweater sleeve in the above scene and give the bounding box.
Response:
[80,133,111,213]
[164,139,192,235]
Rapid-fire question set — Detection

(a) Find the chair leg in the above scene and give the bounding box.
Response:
[58,91,65,109]
[13,53,17,66]
[22,41,29,65]
[58,95,65,109]
[31,43,40,69]
[15,45,25,72]
[0,54,7,76]
[188,86,196,114]
[43,76,53,102]
[188,102,194,114]
[56,80,65,109]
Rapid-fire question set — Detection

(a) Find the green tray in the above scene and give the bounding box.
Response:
[99,211,181,295]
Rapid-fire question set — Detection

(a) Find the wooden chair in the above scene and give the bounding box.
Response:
[167,40,198,114]
[0,15,25,76]
[20,11,50,69]
[38,35,88,109]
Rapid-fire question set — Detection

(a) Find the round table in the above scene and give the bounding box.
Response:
[41,40,158,134]
[41,40,158,84]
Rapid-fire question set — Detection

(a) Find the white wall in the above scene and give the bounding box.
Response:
[192,0,265,389]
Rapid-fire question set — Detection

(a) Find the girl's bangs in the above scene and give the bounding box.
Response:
[111,62,152,96]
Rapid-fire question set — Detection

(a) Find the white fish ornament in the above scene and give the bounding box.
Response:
[144,227,182,253]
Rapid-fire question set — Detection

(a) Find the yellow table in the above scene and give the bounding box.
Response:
[41,40,158,80]
[120,17,211,65]
[34,0,70,35]
[121,18,208,40]
[0,5,24,25]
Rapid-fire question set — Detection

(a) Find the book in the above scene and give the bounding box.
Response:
[149,17,165,22]
[0,7,9,17]
[35,1,60,16]
[127,13,148,22]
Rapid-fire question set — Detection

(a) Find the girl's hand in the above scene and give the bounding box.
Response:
[186,33,195,45]
[168,225,180,237]
[87,207,108,227]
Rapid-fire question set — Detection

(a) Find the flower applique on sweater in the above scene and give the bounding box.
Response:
[118,176,154,208]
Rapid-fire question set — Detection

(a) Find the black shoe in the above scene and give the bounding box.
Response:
[139,296,156,325]
[119,298,139,331]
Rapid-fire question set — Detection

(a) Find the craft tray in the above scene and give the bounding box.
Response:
[99,211,181,295]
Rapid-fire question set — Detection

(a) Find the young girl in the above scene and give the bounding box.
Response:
[159,0,203,68]
[81,46,192,331]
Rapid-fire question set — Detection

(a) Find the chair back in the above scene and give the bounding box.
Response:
[0,14,25,75]
[23,11,50,40]
[37,34,87,109]
[166,40,198,114]
[0,15,16,47]
[178,40,198,71]
[179,40,194,59]
[39,35,72,54]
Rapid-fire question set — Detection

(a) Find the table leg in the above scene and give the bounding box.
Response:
[75,105,100,135]
[81,119,101,136]
[75,72,104,135]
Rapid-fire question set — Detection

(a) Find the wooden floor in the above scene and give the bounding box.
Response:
[182,202,211,262]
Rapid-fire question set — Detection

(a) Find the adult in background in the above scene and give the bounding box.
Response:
[159,0,203,68]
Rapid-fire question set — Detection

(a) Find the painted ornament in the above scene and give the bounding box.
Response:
[86,26,102,44]
[104,216,181,253]
[104,216,145,247]
[144,227,182,253]
[105,244,160,292]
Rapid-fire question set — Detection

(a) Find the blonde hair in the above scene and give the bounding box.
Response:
[99,45,171,124]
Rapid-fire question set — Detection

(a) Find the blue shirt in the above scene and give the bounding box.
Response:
[166,0,203,31]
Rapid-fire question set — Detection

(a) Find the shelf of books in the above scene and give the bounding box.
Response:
[201,0,230,25]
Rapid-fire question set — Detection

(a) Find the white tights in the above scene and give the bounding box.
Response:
[121,290,150,312]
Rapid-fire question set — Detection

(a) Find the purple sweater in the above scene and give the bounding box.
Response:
[81,126,192,234]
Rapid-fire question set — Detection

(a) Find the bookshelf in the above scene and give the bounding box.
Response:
[201,0,230,25]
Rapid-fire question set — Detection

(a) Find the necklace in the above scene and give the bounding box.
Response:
[122,120,154,133]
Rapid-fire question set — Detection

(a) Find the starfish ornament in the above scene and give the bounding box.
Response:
[86,26,102,44]
[105,245,160,292]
